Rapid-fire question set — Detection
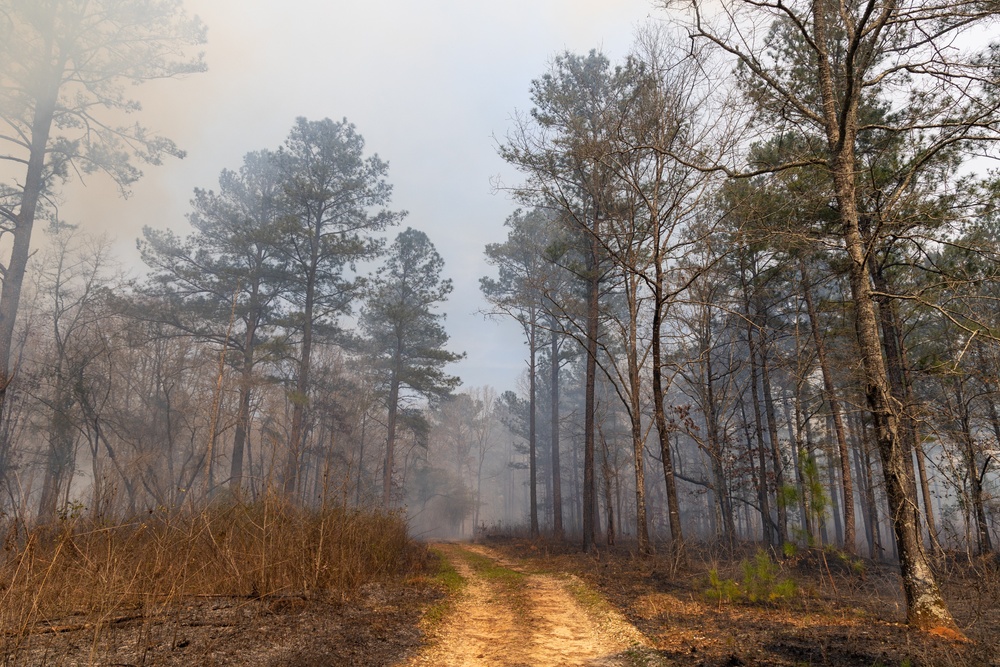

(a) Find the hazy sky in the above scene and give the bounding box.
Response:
[61,0,662,393]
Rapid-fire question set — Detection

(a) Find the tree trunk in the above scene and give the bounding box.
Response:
[951,381,992,555]
[550,328,564,538]
[284,225,320,497]
[852,413,881,559]
[811,0,959,621]
[625,277,650,555]
[529,318,539,538]
[704,347,736,545]
[582,229,599,552]
[382,361,401,506]
[599,423,615,546]
[914,437,940,554]
[651,249,683,550]
[231,304,259,495]
[745,312,775,546]
[0,64,61,417]
[39,374,75,521]
[871,267,922,512]
[801,263,856,552]
[760,343,788,545]
[784,391,812,543]
[835,159,958,631]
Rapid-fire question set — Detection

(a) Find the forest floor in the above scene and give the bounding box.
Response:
[5,537,999,666]
[1,578,434,666]
[475,537,1000,667]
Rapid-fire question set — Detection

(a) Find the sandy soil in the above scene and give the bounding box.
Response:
[405,542,662,667]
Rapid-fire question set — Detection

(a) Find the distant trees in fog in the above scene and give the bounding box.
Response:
[0,113,469,525]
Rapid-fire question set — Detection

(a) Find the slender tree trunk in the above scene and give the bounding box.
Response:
[651,255,683,549]
[914,437,940,554]
[951,381,992,555]
[550,328,564,538]
[39,372,75,520]
[474,454,484,532]
[705,353,736,545]
[851,412,879,558]
[813,8,958,618]
[801,264,856,552]
[746,316,774,546]
[571,430,581,535]
[822,416,843,545]
[871,268,922,510]
[231,316,257,494]
[355,412,367,506]
[812,36,958,619]
[760,343,788,545]
[842,203,954,629]
[625,277,650,555]
[582,230,599,552]
[382,361,401,506]
[784,391,811,543]
[284,229,319,497]
[599,423,615,546]
[529,318,539,538]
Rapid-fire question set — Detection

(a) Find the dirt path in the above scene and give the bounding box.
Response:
[405,543,662,667]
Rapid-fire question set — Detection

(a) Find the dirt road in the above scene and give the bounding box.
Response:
[405,543,663,667]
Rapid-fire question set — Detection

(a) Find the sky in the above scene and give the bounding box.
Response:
[59,0,663,393]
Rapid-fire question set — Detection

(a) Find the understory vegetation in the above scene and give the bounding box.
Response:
[0,496,414,659]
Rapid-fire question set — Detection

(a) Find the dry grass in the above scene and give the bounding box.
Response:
[0,493,412,659]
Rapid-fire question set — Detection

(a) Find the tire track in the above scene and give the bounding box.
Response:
[405,543,660,667]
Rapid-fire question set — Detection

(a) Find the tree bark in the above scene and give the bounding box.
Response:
[599,423,616,546]
[550,328,564,538]
[529,318,539,538]
[784,391,812,543]
[651,239,683,550]
[744,306,775,546]
[950,380,992,555]
[284,218,320,497]
[801,263,856,552]
[811,0,959,624]
[835,159,958,631]
[381,361,401,506]
[760,343,788,546]
[231,289,261,495]
[582,227,599,552]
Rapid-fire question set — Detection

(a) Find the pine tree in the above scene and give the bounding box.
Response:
[361,228,463,506]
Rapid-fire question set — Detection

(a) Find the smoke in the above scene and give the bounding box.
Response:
[39,0,654,390]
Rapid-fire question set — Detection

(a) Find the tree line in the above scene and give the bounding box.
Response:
[484,2,1000,636]
[0,2,466,525]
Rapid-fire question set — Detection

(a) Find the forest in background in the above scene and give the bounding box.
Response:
[1,0,1000,643]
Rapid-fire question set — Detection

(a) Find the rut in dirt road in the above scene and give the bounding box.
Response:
[405,543,661,667]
